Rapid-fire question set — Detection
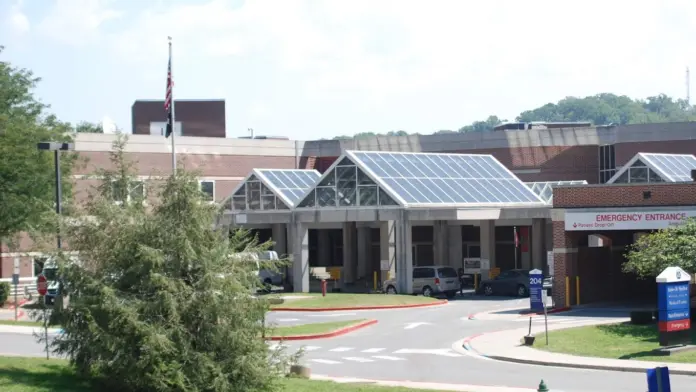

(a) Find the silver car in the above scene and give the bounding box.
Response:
[384,266,460,298]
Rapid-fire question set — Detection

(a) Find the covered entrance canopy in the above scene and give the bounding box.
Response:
[224,151,551,293]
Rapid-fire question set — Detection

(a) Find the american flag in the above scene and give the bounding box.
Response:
[164,54,173,138]
[513,226,519,248]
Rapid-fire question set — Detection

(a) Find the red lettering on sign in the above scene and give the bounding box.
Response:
[659,319,691,332]
[595,214,643,222]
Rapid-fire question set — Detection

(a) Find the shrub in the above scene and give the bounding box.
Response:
[630,310,654,325]
[0,282,9,305]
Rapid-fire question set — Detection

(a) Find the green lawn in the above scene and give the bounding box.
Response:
[536,322,696,363]
[269,320,368,337]
[269,293,440,309]
[0,356,441,392]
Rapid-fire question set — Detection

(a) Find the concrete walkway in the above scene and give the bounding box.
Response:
[465,318,696,376]
[311,374,538,392]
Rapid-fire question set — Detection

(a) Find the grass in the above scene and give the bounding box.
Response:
[268,319,367,337]
[269,293,440,309]
[0,356,441,392]
[536,322,696,363]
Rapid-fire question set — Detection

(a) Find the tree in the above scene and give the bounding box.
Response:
[75,121,103,133]
[48,135,292,392]
[623,219,696,279]
[458,115,504,133]
[0,46,77,247]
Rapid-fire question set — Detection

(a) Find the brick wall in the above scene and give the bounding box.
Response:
[554,183,696,208]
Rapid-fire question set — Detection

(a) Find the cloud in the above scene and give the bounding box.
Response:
[5,0,30,36]
[36,0,122,46]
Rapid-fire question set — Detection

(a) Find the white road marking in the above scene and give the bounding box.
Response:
[329,347,354,352]
[276,318,300,322]
[393,348,462,357]
[372,355,406,361]
[403,322,432,330]
[308,313,357,318]
[361,348,385,353]
[301,345,321,351]
[343,357,375,363]
[310,359,342,365]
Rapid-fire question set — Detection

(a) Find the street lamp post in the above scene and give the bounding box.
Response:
[37,142,75,250]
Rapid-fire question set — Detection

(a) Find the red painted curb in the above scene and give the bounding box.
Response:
[266,319,378,341]
[271,300,447,312]
[461,333,483,344]
[518,307,571,317]
[4,299,28,310]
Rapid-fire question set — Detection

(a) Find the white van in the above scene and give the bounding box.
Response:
[229,251,284,288]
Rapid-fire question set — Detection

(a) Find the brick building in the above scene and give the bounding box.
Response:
[2,121,696,306]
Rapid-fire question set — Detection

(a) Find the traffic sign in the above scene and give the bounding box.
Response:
[37,274,48,296]
[529,269,544,312]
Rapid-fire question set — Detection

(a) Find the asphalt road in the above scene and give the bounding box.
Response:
[2,295,695,391]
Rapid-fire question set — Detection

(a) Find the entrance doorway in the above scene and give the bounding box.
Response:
[412,243,433,266]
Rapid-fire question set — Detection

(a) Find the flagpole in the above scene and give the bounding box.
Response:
[169,36,177,174]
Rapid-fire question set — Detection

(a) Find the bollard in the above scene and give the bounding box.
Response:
[321,279,327,297]
[373,271,378,291]
[537,380,549,392]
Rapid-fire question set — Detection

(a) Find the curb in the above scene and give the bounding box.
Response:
[310,374,537,392]
[485,354,696,376]
[271,300,447,312]
[266,319,377,341]
[518,307,571,317]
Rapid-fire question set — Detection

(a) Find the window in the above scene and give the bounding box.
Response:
[199,180,215,202]
[111,180,145,204]
[598,144,616,183]
[437,268,458,279]
[150,121,182,136]
[413,267,435,279]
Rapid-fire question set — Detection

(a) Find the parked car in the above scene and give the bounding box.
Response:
[477,269,532,297]
[384,266,460,298]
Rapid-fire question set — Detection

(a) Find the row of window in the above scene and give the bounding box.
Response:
[108,179,215,203]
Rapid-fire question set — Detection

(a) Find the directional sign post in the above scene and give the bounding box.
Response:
[529,269,544,313]
[13,258,20,321]
[656,267,691,347]
[36,274,50,359]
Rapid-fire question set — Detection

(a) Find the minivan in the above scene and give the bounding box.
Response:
[384,266,460,298]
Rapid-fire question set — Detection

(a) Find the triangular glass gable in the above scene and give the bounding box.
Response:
[296,156,402,208]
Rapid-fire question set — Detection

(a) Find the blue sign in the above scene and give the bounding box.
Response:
[11,274,19,285]
[657,282,691,312]
[658,309,690,322]
[647,366,671,392]
[529,269,544,312]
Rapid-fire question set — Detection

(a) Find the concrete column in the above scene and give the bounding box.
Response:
[342,222,357,284]
[271,224,287,257]
[292,222,309,293]
[395,214,413,294]
[480,220,496,278]
[531,219,545,271]
[448,224,463,269]
[356,226,371,280]
[433,220,449,266]
[317,229,331,267]
[380,221,396,284]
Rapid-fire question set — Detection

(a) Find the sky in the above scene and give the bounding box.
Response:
[3,0,696,140]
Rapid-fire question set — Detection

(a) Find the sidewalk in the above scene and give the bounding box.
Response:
[311,374,537,392]
[0,325,62,335]
[465,318,696,376]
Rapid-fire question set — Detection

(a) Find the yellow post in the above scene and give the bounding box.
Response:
[576,276,580,306]
[565,276,570,308]
[373,271,378,291]
[474,273,478,291]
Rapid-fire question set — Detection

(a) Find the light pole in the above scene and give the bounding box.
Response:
[37,142,74,249]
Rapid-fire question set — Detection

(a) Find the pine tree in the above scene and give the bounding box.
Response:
[49,134,290,392]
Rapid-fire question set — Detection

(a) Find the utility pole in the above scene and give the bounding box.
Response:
[687,67,690,105]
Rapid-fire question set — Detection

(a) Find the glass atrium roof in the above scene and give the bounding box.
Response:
[526,181,588,204]
[225,169,321,211]
[608,153,696,184]
[296,151,546,208]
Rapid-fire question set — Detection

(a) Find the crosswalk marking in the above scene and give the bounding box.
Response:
[329,347,354,352]
[302,346,321,351]
[310,359,341,365]
[361,348,385,353]
[343,357,374,363]
[372,355,406,361]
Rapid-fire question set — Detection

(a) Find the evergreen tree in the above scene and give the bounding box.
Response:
[48,134,291,392]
